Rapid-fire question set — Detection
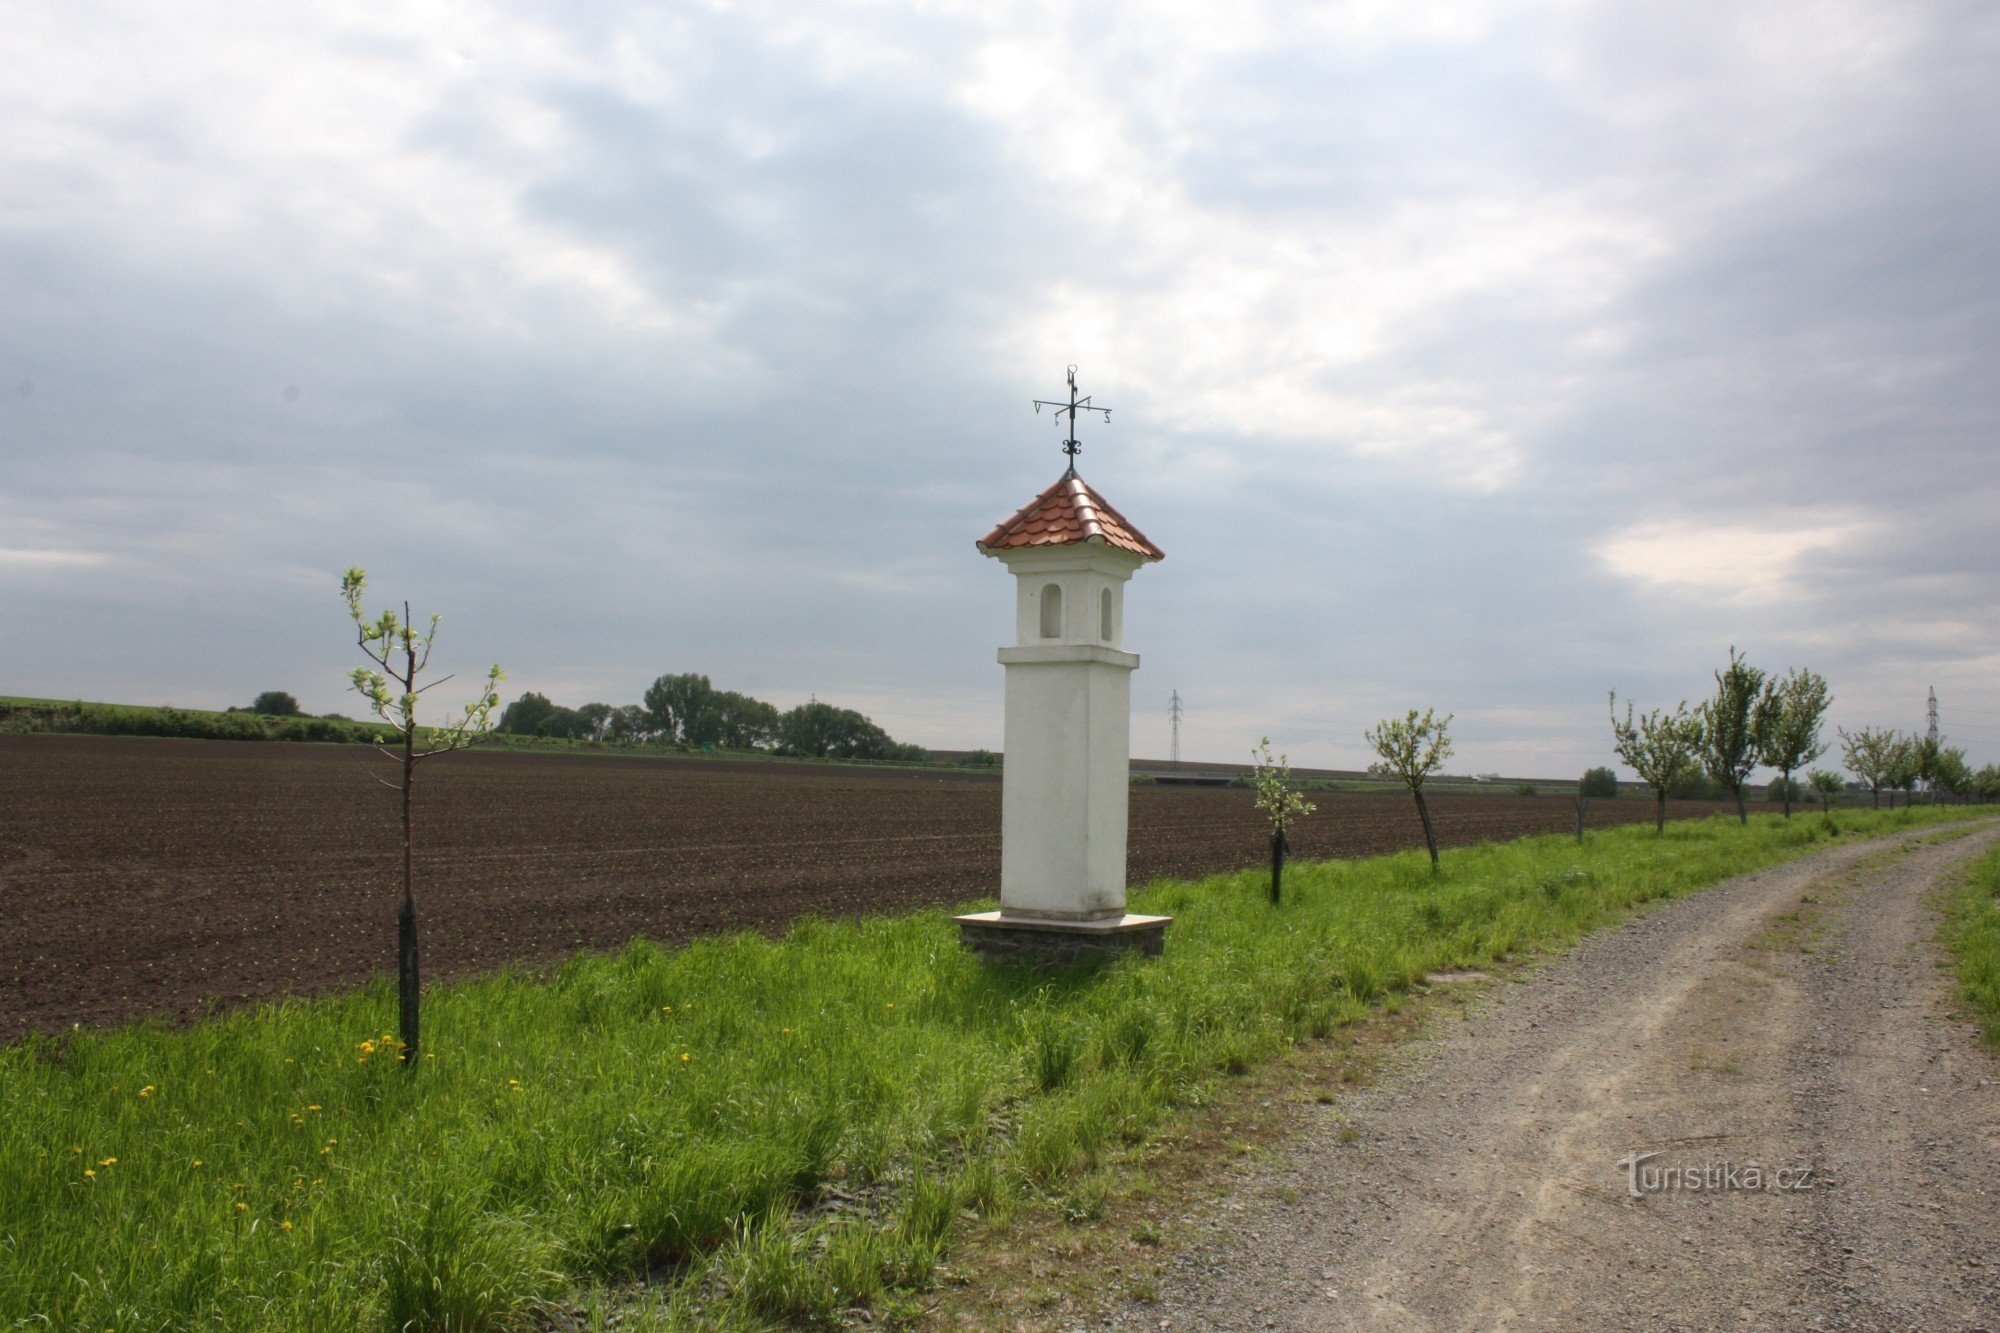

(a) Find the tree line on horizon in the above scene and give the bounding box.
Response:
[493,672,931,763]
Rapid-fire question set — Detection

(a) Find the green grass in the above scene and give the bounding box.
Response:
[1942,842,2000,1048]
[1,806,1986,1329]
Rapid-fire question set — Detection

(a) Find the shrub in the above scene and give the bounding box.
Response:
[1578,767,1619,799]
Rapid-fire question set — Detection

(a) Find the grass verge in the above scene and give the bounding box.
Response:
[1941,841,2000,1048]
[1,806,1986,1329]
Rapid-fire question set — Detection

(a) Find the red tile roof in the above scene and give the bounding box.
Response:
[977,470,1164,561]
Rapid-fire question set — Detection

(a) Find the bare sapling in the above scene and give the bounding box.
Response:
[342,568,503,1067]
[1608,692,1704,833]
[1251,737,1315,904]
[1365,709,1453,869]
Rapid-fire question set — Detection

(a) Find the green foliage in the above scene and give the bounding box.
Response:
[775,700,918,761]
[1364,709,1454,792]
[1932,746,1971,800]
[1577,766,1620,799]
[249,691,302,717]
[1697,646,1767,819]
[1765,775,1802,805]
[1,806,1983,1328]
[959,749,1000,768]
[1838,725,1899,805]
[1806,768,1846,811]
[1608,691,1704,826]
[1976,765,2000,803]
[1885,733,1923,804]
[0,700,392,745]
[1753,667,1830,815]
[1514,783,1539,797]
[342,569,503,746]
[642,673,717,746]
[1942,845,2000,1047]
[1249,737,1315,833]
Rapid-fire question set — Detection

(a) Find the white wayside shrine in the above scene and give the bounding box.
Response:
[955,464,1170,962]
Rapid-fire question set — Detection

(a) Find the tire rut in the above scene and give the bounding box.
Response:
[1112,823,2000,1332]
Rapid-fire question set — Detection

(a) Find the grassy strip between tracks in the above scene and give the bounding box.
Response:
[3,806,1989,1330]
[1942,840,2000,1048]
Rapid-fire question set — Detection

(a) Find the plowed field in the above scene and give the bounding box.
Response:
[0,735,1743,1036]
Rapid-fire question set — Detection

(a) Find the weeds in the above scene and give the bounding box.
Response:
[0,806,1985,1328]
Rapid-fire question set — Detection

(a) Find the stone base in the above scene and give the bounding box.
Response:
[954,911,1171,964]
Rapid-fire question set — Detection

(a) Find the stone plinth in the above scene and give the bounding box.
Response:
[954,910,1169,964]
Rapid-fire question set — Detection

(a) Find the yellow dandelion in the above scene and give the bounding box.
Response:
[680,1052,691,1062]
[234,1202,247,1212]
[192,1160,204,1168]
[280,1220,294,1232]
[306,1105,320,1112]
[98,1158,117,1167]
[71,1146,82,1155]
[83,1169,95,1179]
[138,1085,155,1097]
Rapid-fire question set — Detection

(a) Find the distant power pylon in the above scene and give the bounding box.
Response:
[1927,686,1940,746]
[1168,690,1183,767]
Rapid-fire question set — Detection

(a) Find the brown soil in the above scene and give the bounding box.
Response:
[0,734,1740,1037]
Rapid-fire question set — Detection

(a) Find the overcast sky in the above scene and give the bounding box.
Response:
[4,0,1997,776]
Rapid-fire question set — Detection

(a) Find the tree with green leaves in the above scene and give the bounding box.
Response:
[342,568,503,1067]
[1366,708,1453,868]
[643,673,717,746]
[1578,766,1620,799]
[1698,647,1768,824]
[711,690,781,749]
[1913,733,1944,804]
[1838,725,1897,808]
[1885,734,1922,809]
[1932,746,1970,803]
[1609,692,1705,833]
[1807,768,1845,813]
[1753,667,1830,818]
[1974,764,2000,803]
[250,690,302,716]
[1250,737,1315,903]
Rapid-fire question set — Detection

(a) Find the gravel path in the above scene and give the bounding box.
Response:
[1111,824,2000,1332]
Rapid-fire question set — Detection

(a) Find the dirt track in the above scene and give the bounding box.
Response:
[1116,823,2000,1331]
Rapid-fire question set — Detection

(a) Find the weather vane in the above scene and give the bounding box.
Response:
[1033,365,1111,473]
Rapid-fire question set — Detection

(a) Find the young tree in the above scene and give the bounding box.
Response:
[1807,767,1845,813]
[1885,734,1922,809]
[1932,746,1970,804]
[251,690,302,716]
[1366,708,1453,868]
[1838,725,1897,808]
[1698,647,1769,824]
[1250,737,1315,904]
[342,569,503,1067]
[1912,732,1944,804]
[1609,692,1704,833]
[1974,764,2000,804]
[1754,667,1830,819]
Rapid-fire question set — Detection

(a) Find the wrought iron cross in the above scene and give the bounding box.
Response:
[1033,365,1111,471]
